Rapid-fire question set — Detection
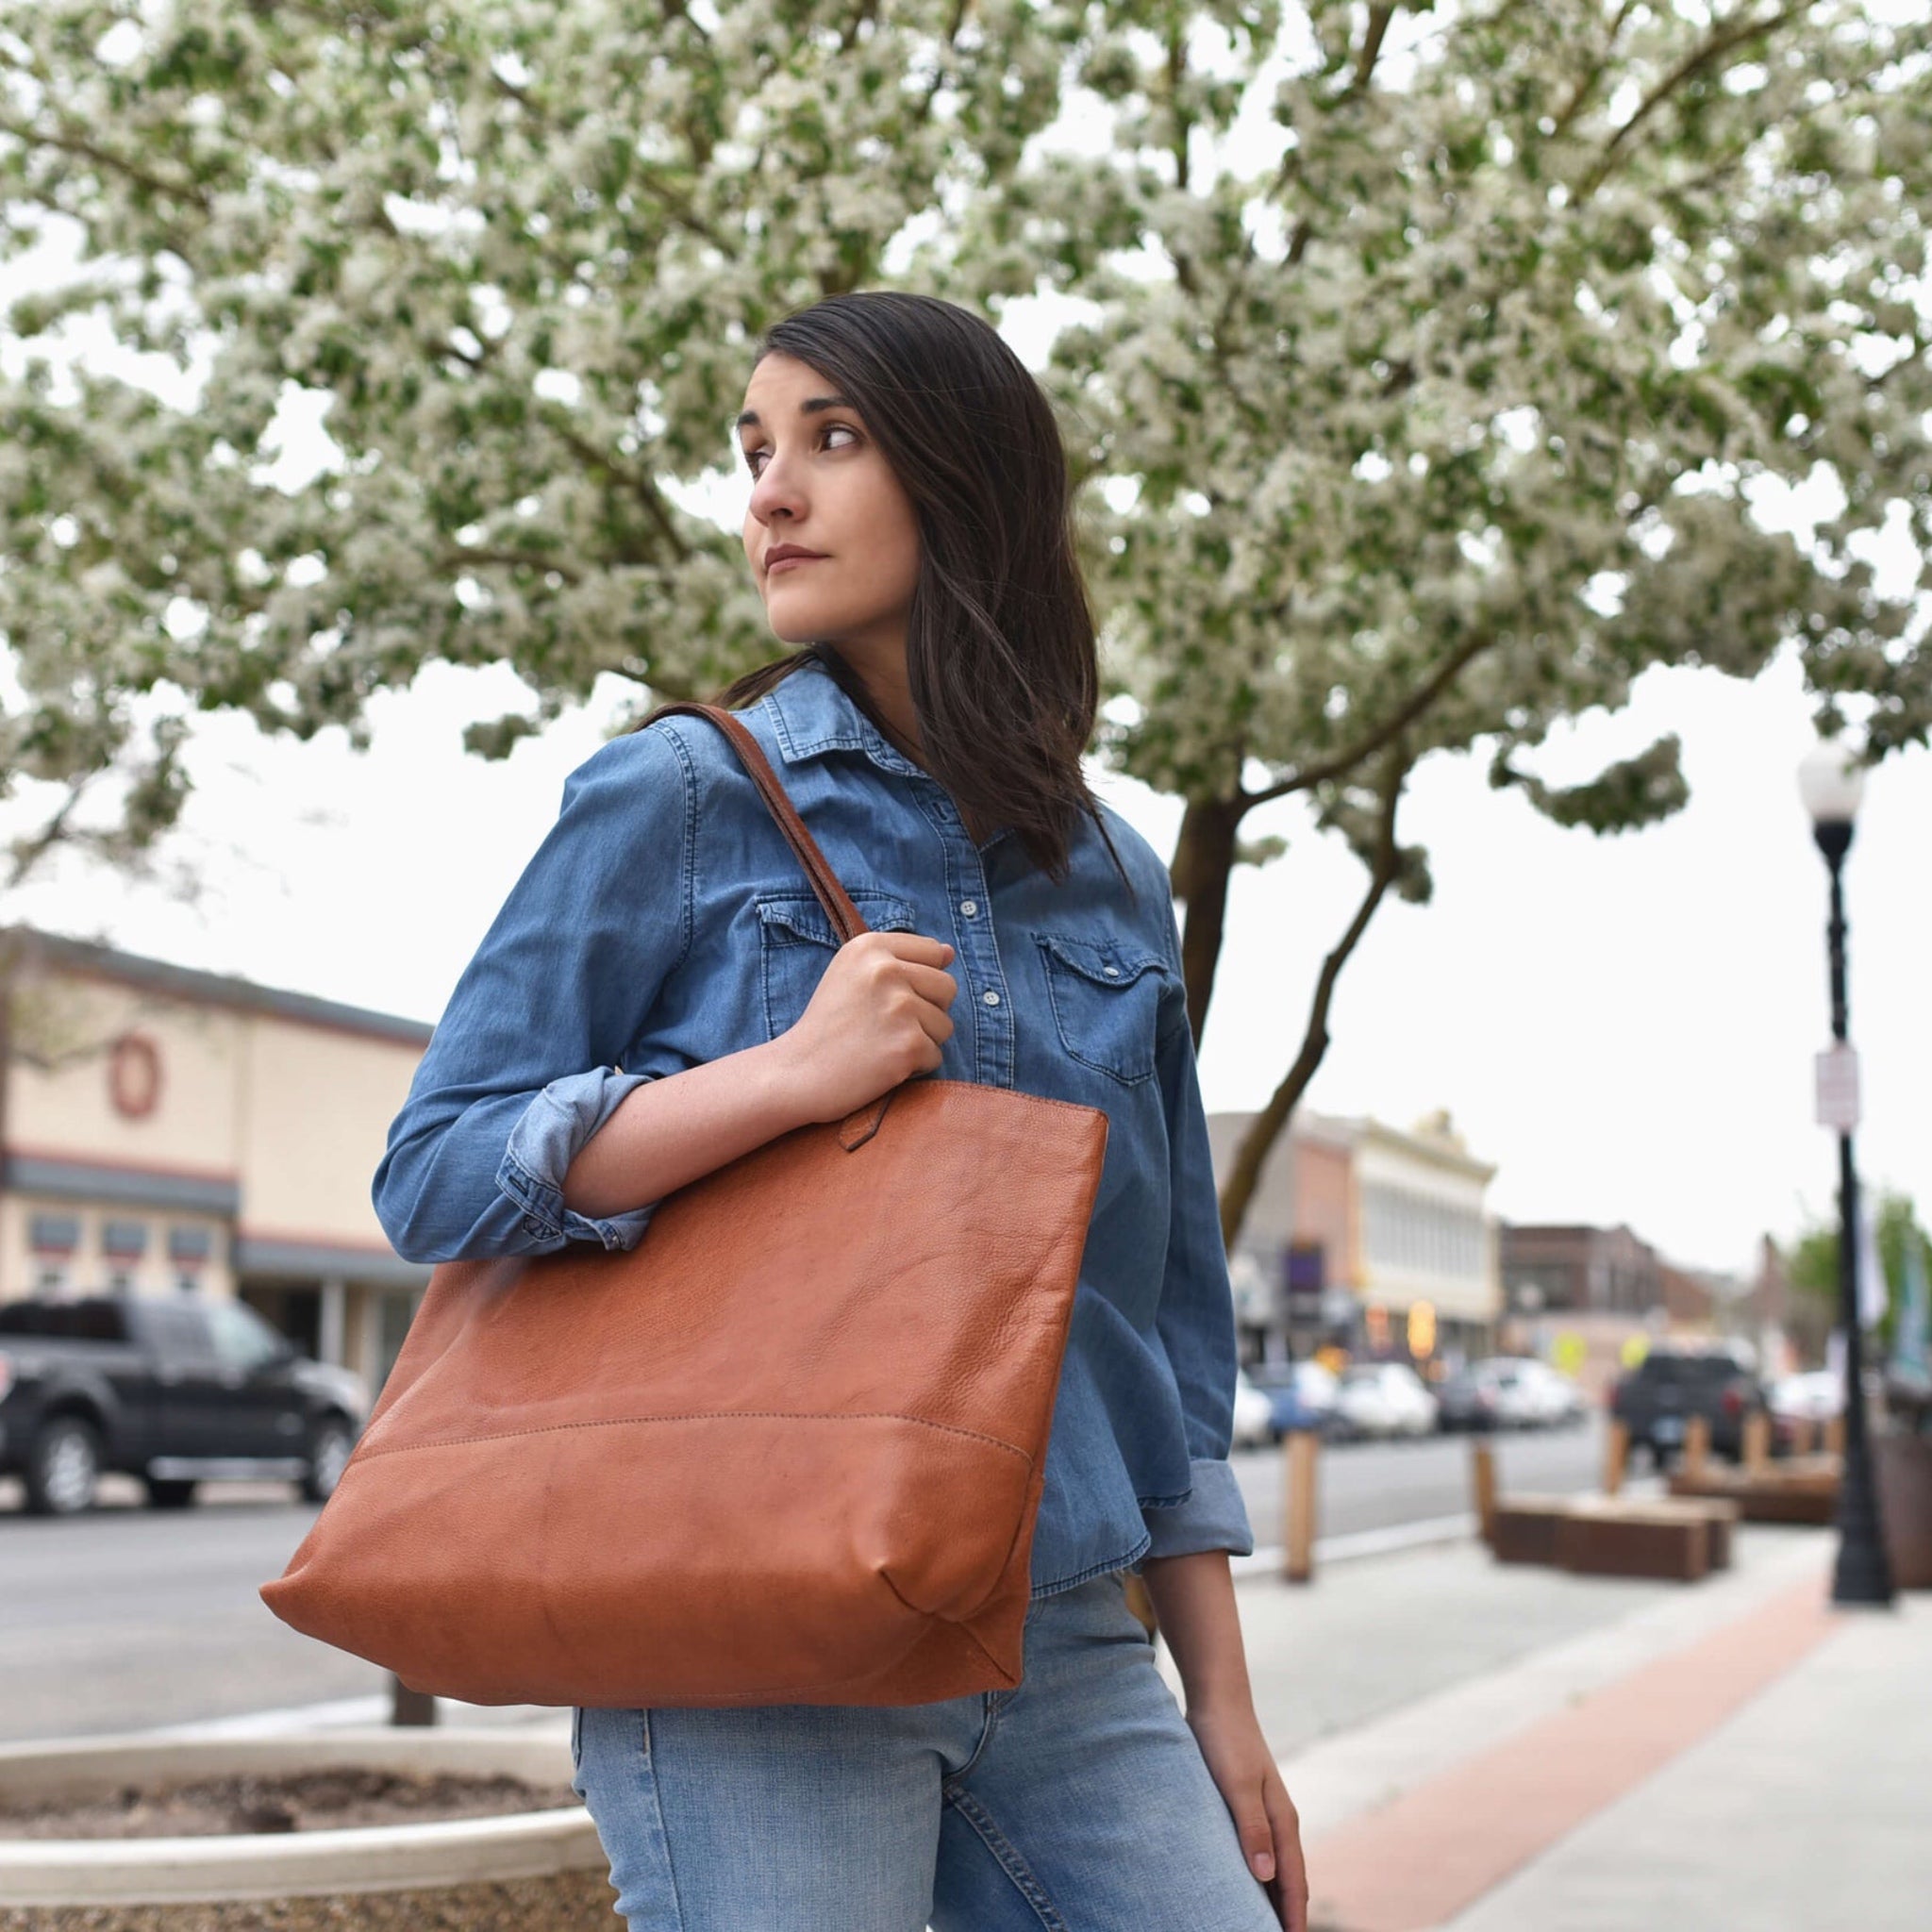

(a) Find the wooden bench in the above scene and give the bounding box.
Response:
[1491,1494,1571,1568]
[1491,1494,1740,1582]
[1670,1456,1839,1525]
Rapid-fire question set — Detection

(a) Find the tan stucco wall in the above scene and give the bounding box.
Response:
[6,976,243,1179]
[238,1018,420,1250]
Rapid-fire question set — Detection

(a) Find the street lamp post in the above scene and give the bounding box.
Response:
[1797,741,1894,1608]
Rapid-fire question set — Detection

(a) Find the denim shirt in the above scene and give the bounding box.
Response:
[373,654,1256,1596]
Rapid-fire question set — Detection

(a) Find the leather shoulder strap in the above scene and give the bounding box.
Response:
[645,701,869,943]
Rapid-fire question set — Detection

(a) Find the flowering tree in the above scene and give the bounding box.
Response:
[0,0,1077,875]
[5,1,1928,1257]
[969,0,1932,1239]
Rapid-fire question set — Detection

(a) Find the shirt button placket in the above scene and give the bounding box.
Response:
[951,858,1011,1087]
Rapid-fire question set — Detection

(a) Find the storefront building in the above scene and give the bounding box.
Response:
[0,929,431,1395]
[1208,1106,1502,1366]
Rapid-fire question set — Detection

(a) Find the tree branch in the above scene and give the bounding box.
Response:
[1576,4,1807,199]
[0,114,214,217]
[6,769,99,893]
[1245,625,1496,806]
[1347,6,1397,98]
[1218,747,1409,1250]
[1547,0,1644,142]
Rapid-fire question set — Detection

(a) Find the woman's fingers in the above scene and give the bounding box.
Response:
[874,931,955,968]
[896,961,960,1008]
[1263,1770,1309,1932]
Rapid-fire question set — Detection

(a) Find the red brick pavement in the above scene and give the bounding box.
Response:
[1304,1573,1840,1932]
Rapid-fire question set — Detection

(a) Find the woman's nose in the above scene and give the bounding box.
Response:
[748,454,805,525]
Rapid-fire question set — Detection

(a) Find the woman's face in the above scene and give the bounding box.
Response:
[738,352,921,657]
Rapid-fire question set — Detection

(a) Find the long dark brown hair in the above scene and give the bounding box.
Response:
[681,291,1126,890]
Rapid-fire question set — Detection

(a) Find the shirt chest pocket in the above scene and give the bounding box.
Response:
[757,887,922,1041]
[1035,932,1171,1086]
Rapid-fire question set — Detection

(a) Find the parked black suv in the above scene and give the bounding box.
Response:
[0,1294,368,1515]
[1609,1343,1769,1466]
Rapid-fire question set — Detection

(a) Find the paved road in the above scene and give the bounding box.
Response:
[1230,1413,1613,1553]
[0,1419,1613,1744]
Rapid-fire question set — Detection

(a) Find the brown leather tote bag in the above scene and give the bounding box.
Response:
[260,703,1108,1708]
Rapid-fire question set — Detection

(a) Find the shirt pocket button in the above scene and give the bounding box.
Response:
[1035,933,1168,1085]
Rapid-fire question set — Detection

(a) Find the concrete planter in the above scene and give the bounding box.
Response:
[0,1726,610,1931]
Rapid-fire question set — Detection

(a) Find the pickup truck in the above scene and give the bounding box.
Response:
[0,1293,369,1516]
[1609,1342,1769,1467]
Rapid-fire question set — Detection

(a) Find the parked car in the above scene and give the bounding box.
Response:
[1335,1361,1439,1440]
[1231,1370,1275,1449]
[1434,1364,1504,1433]
[1244,1360,1340,1441]
[1770,1369,1843,1424]
[1486,1357,1589,1430]
[1609,1343,1767,1465]
[0,1293,370,1516]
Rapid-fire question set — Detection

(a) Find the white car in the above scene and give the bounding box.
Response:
[1335,1362,1439,1439]
[1771,1369,1843,1423]
[1231,1370,1275,1449]
[1486,1357,1587,1429]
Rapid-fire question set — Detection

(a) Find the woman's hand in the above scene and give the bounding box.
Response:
[774,931,958,1121]
[1185,1697,1309,1931]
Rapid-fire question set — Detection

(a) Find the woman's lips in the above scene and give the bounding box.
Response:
[766,554,824,575]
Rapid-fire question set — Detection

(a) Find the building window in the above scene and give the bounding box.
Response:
[107,1269,135,1294]
[29,1213,81,1257]
[34,1263,67,1295]
[175,1274,203,1295]
[102,1218,149,1261]
[167,1224,214,1265]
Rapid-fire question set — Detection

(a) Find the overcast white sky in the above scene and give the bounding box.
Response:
[5,17,1927,1279]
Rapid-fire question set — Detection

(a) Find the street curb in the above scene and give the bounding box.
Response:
[1234,1511,1478,1579]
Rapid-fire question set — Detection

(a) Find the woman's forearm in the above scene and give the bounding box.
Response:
[1140,1548,1255,1713]
[560,1038,816,1219]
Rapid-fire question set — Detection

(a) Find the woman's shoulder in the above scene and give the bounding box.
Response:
[1086,799,1174,905]
[566,690,790,801]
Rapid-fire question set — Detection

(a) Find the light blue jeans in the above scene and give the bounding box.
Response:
[569,1570,1281,1931]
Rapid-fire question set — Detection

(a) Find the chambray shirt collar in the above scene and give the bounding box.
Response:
[765,652,1016,849]
[764,652,924,779]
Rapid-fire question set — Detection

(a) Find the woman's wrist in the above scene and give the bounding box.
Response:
[561,1038,825,1217]
[1139,1548,1257,1717]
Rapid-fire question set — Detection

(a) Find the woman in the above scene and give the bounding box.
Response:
[374,291,1307,1932]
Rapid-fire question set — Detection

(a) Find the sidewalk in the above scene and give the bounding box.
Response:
[136,1520,1930,1929]
[1210,1526,1932,1932]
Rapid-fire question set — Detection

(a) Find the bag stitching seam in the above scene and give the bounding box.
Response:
[349,1408,1036,1464]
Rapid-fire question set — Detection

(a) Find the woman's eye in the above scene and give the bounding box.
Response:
[741,425,860,475]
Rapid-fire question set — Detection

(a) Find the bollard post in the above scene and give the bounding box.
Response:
[1283,1429,1320,1584]
[1603,1419,1629,1497]
[1470,1438,1497,1545]
[1684,1413,1711,1480]
[390,1674,437,1727]
[1742,1409,1771,1474]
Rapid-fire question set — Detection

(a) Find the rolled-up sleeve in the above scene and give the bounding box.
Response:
[1141,908,1257,1562]
[373,724,695,1263]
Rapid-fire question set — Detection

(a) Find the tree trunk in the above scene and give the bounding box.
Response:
[1218,761,1407,1252]
[1168,793,1247,1045]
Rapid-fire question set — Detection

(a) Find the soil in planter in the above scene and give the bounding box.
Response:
[0,1866,618,1932]
[0,1769,581,1840]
